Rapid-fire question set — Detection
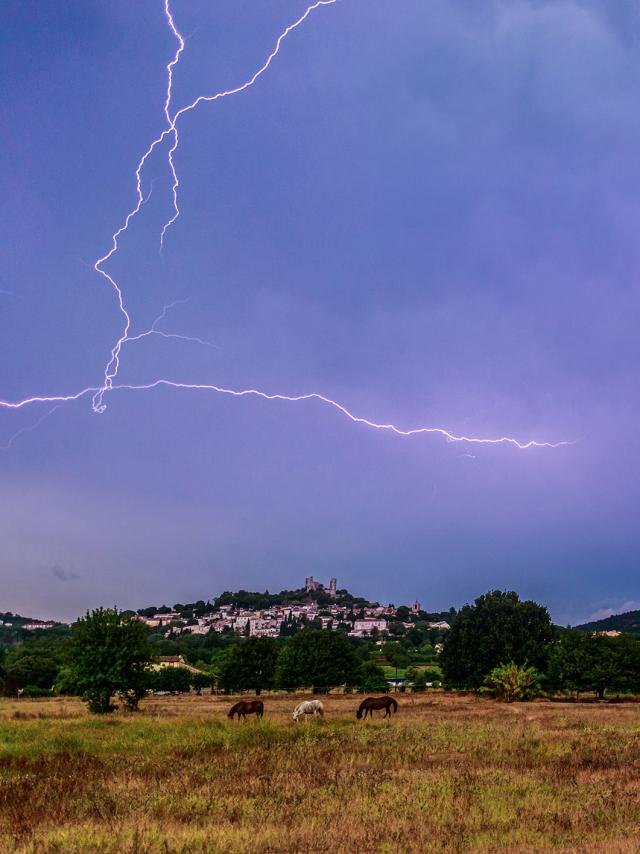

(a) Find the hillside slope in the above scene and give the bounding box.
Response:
[576,610,640,634]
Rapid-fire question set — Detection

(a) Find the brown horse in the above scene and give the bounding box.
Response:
[227,699,264,720]
[356,696,398,720]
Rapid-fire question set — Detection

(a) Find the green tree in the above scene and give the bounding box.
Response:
[481,662,542,702]
[217,637,279,695]
[357,660,389,693]
[154,666,192,694]
[191,671,214,695]
[614,635,640,694]
[546,631,637,699]
[1,638,64,695]
[3,653,59,694]
[441,591,554,689]
[0,648,6,694]
[382,642,410,677]
[276,630,361,692]
[421,667,442,684]
[66,608,152,713]
[405,666,441,691]
[405,626,427,648]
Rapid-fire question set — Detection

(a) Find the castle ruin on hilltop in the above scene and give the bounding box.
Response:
[305,575,337,597]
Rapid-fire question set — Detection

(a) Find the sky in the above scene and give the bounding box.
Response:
[1,0,639,625]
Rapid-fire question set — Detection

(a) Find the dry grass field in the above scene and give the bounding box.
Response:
[1,692,639,853]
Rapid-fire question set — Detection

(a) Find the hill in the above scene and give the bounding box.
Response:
[575,609,640,635]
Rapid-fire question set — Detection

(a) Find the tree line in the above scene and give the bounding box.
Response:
[1,591,639,711]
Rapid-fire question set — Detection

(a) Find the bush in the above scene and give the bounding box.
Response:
[20,685,54,698]
[481,662,542,702]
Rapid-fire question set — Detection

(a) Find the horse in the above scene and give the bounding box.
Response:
[292,699,324,722]
[356,696,398,720]
[227,699,264,720]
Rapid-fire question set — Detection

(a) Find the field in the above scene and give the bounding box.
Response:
[1,693,639,853]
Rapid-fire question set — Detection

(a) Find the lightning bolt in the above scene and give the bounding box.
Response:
[91,0,338,414]
[0,381,571,450]
[1,0,569,453]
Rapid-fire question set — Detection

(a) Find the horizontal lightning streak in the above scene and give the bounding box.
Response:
[0,381,571,450]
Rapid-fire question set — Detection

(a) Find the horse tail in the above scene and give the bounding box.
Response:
[390,697,398,714]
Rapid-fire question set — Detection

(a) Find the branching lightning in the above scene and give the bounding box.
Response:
[1,0,568,453]
[125,299,220,350]
[0,406,61,452]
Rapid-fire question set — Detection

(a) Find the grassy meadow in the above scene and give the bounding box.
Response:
[0,692,639,853]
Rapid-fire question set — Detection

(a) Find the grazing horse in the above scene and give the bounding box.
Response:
[292,699,324,722]
[356,696,398,720]
[227,699,264,720]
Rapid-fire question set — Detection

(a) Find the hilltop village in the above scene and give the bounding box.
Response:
[135,577,452,639]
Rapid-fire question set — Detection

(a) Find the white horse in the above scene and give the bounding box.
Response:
[292,699,324,722]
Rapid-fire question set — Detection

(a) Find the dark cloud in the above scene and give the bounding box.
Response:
[50,565,80,583]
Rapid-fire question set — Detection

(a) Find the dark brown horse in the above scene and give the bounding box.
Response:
[356,696,398,720]
[227,699,264,720]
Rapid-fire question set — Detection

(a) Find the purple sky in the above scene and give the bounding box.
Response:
[1,0,639,624]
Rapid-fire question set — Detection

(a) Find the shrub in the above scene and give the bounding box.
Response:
[481,662,542,702]
[20,685,54,698]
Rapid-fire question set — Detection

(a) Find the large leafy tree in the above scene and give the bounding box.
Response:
[615,635,640,694]
[547,631,640,699]
[217,637,279,695]
[276,630,361,692]
[154,666,193,694]
[357,660,389,693]
[441,590,554,689]
[66,608,152,713]
[0,638,65,696]
[4,652,59,694]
